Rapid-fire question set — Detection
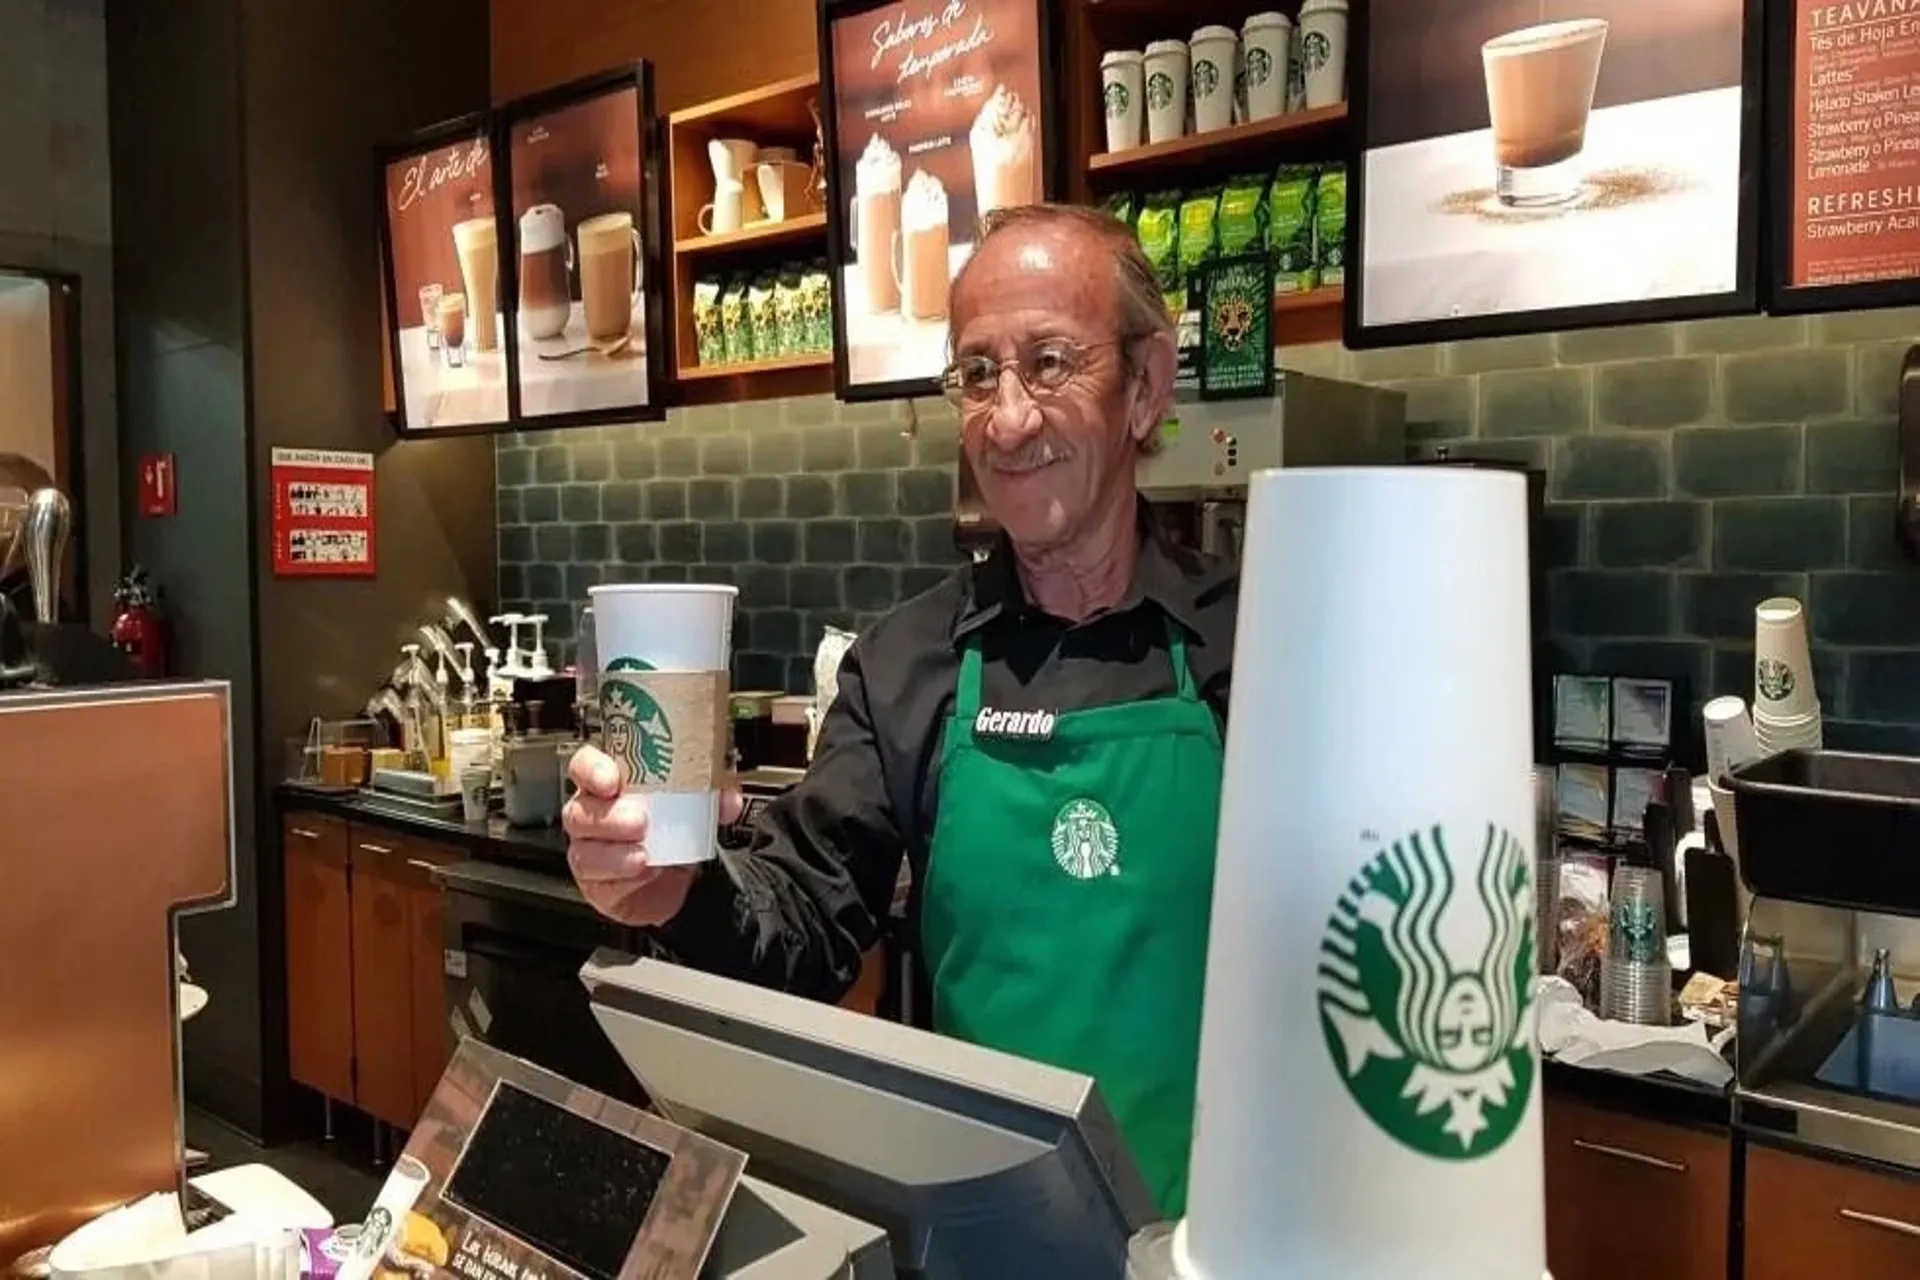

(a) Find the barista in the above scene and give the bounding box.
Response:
[566,205,1237,1218]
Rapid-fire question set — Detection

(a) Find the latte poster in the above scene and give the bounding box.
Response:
[505,69,661,421]
[1353,0,1757,342]
[381,122,509,430]
[1772,0,1920,307]
[821,0,1052,396]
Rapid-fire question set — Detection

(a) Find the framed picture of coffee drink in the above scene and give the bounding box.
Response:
[817,0,1060,401]
[1764,1,1920,315]
[1346,0,1764,348]
[500,64,668,425]
[379,115,513,433]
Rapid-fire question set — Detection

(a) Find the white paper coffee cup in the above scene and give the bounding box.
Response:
[1144,40,1190,144]
[1753,597,1818,720]
[588,583,739,867]
[336,1156,432,1280]
[1701,696,1760,784]
[1242,13,1293,121]
[1101,50,1145,152]
[1180,468,1543,1279]
[1190,26,1238,133]
[1299,0,1350,109]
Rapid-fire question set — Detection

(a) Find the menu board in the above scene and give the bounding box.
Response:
[1351,0,1760,346]
[1771,0,1920,309]
[819,0,1054,399]
[381,120,510,431]
[504,67,665,422]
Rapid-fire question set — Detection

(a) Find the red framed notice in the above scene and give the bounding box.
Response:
[270,447,376,577]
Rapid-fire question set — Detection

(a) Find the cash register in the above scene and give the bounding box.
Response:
[581,953,1157,1279]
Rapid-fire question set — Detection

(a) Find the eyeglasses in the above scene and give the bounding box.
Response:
[940,339,1123,411]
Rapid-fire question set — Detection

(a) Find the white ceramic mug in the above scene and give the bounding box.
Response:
[1100,50,1145,152]
[1143,40,1190,144]
[1299,0,1350,108]
[1243,12,1294,121]
[1191,26,1238,133]
[755,161,811,222]
[699,180,745,235]
[708,137,756,185]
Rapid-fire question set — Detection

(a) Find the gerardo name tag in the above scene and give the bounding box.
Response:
[973,706,1057,742]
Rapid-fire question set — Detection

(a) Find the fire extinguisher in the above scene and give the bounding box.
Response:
[111,566,168,678]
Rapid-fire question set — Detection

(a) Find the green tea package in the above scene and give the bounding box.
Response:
[719,274,753,364]
[801,260,833,353]
[748,272,780,358]
[773,266,805,358]
[1134,191,1182,314]
[1102,191,1139,231]
[1315,165,1348,289]
[1217,173,1269,257]
[1176,187,1222,291]
[1269,165,1319,296]
[692,277,725,366]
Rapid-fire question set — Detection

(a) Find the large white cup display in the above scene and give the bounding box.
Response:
[1175,467,1544,1280]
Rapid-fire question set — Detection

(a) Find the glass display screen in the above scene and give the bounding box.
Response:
[445,1081,671,1280]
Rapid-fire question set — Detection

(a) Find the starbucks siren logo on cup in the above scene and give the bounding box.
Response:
[1316,822,1535,1160]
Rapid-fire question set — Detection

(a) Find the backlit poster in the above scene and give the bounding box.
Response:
[819,0,1056,399]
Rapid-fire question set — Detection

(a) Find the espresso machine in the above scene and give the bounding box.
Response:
[1135,374,1407,564]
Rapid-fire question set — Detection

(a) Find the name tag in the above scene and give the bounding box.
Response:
[973,706,1057,742]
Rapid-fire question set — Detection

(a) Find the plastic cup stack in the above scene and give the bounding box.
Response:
[1752,597,1823,754]
[1602,865,1671,1026]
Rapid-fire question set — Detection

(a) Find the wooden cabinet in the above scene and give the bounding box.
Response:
[283,810,458,1131]
[1544,1093,1731,1280]
[282,813,354,1101]
[1746,1144,1920,1280]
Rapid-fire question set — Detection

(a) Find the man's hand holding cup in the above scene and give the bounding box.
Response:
[564,744,744,926]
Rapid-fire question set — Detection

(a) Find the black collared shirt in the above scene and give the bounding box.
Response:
[655,509,1238,1003]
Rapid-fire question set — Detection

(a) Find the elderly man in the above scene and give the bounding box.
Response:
[565,204,1236,1217]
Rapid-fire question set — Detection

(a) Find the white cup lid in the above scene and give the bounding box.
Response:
[1244,10,1293,31]
[1192,24,1237,43]
[1145,39,1189,57]
[1300,0,1349,14]
[1101,48,1144,67]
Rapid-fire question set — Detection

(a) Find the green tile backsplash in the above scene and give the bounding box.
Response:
[499,308,1920,755]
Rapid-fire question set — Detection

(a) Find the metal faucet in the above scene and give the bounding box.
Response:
[23,487,70,625]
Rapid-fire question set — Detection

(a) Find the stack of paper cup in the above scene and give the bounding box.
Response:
[1101,50,1146,152]
[1241,12,1294,121]
[1174,468,1543,1280]
[1752,597,1823,754]
[1144,40,1190,143]
[1190,26,1238,133]
[586,583,738,867]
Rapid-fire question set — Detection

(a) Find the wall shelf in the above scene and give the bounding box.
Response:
[673,212,827,259]
[678,352,831,382]
[1086,105,1350,186]
[1274,285,1344,347]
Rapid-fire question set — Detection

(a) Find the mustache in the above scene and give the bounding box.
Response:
[982,438,1065,473]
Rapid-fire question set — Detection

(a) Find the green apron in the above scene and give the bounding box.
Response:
[919,620,1223,1218]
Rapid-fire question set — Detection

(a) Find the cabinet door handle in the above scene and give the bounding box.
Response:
[289,827,322,840]
[1840,1208,1920,1239]
[407,859,438,874]
[357,842,395,856]
[1571,1139,1687,1173]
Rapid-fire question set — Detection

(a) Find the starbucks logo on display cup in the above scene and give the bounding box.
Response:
[1316,823,1535,1160]
[1193,58,1221,98]
[1146,71,1177,112]
[601,656,676,787]
[1103,80,1131,118]
[1051,798,1121,880]
[1755,658,1796,703]
[1303,30,1332,73]
[1246,46,1274,87]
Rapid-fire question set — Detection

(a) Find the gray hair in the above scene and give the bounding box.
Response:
[953,203,1175,454]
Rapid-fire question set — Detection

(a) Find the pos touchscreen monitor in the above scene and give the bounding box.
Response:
[582,954,1156,1280]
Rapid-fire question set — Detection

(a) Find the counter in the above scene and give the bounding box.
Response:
[277,783,566,869]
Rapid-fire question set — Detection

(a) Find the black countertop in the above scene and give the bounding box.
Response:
[277,783,567,869]
[1542,1056,1733,1129]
